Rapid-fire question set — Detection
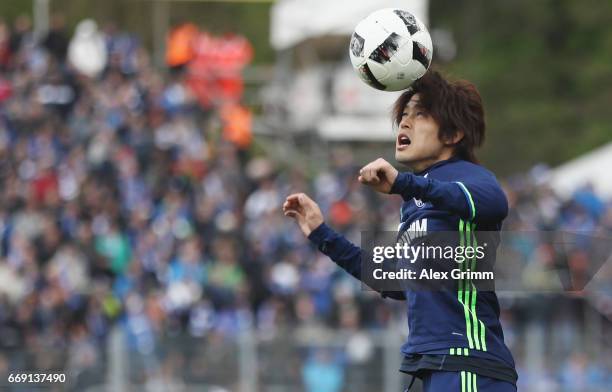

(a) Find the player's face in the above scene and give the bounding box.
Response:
[395,94,451,172]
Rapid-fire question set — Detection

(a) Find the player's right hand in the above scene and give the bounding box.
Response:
[283,193,324,237]
[358,158,399,194]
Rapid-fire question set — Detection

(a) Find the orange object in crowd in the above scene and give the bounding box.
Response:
[166,23,199,67]
[187,32,253,108]
[221,104,253,149]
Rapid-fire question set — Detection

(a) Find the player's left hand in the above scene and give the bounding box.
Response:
[358,158,399,194]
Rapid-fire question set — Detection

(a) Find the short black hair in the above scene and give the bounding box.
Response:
[392,70,486,163]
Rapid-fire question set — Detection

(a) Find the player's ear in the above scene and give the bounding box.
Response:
[442,129,464,146]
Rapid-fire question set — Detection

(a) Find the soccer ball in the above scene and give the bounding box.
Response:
[349,8,433,91]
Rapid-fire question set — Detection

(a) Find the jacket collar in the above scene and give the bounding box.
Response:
[414,157,461,176]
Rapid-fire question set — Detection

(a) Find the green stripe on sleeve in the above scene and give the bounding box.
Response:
[467,372,472,392]
[480,320,487,351]
[469,223,481,351]
[458,219,489,353]
[458,219,465,301]
[456,182,476,220]
[471,222,487,351]
[464,221,474,349]
[458,219,474,349]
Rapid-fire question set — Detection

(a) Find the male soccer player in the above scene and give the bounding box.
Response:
[283,70,517,391]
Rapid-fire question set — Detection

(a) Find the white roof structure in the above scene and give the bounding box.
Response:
[549,142,612,198]
[271,0,428,50]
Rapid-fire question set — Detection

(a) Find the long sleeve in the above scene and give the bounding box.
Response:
[390,172,508,223]
[308,223,362,280]
[308,223,406,300]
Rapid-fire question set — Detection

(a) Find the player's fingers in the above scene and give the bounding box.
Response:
[371,162,386,176]
[286,208,307,221]
[359,175,375,185]
[359,163,374,172]
[359,165,372,182]
[286,194,302,203]
[358,165,369,177]
[360,160,383,175]
[285,195,304,211]
[366,167,380,183]
[359,172,369,183]
[297,193,316,207]
[284,197,300,208]
[284,194,307,213]
[286,199,304,212]
[284,209,294,216]
[287,193,311,203]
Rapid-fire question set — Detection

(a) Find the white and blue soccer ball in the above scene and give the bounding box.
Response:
[349,8,433,91]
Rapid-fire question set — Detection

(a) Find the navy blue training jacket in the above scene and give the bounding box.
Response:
[308,157,515,369]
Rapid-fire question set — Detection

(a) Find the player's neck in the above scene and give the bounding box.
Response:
[410,150,456,173]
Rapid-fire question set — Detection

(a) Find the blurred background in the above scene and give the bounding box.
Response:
[0,0,611,391]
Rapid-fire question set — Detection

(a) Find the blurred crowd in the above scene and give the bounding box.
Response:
[0,15,610,391]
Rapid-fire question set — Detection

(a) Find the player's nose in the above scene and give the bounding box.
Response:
[400,116,412,129]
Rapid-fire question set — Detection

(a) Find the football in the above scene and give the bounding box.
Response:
[349,8,433,91]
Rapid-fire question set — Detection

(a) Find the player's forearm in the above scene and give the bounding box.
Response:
[390,172,471,218]
[308,223,407,301]
[308,223,363,280]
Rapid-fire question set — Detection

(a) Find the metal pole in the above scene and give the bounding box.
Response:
[108,326,128,392]
[152,0,170,68]
[383,324,402,392]
[33,0,50,42]
[239,323,258,392]
[586,300,602,361]
[525,320,544,375]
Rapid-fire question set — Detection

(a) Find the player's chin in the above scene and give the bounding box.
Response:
[395,150,415,165]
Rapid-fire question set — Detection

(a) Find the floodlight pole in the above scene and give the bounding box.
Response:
[33,0,50,41]
[152,0,170,68]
